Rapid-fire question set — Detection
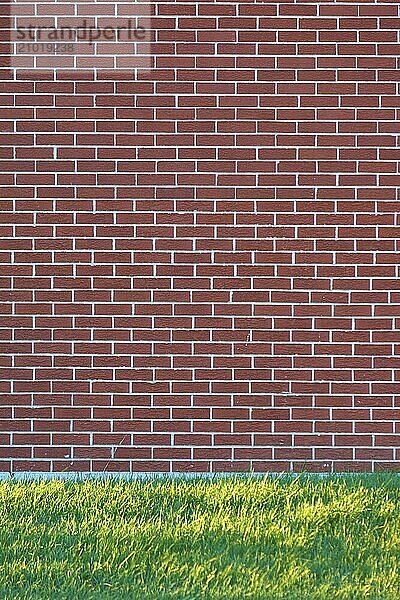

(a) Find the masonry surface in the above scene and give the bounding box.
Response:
[1,1,400,473]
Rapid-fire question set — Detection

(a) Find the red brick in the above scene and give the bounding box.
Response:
[0,1,399,473]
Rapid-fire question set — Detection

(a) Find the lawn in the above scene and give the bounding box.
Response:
[0,475,399,599]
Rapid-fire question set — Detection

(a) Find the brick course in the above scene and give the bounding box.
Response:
[1,2,400,473]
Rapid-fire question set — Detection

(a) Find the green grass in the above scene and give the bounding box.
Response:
[0,475,399,599]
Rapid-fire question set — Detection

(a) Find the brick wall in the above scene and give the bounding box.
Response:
[1,1,400,474]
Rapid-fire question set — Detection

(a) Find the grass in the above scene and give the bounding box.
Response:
[0,475,399,599]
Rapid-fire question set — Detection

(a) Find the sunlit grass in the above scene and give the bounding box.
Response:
[0,474,399,599]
